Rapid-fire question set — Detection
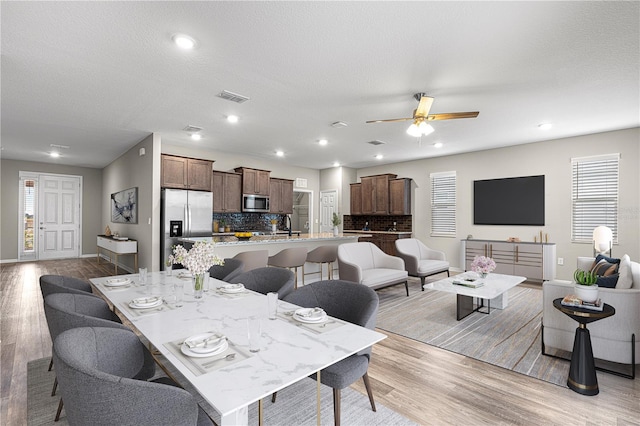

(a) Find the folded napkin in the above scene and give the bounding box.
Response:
[185,335,226,349]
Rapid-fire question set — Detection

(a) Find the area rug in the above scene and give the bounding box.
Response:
[28,357,416,426]
[376,279,570,387]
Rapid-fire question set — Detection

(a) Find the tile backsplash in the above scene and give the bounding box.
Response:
[213,213,287,232]
[344,215,412,232]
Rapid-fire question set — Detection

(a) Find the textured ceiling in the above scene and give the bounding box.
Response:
[1,1,638,169]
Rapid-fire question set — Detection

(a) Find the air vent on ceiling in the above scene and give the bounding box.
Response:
[183,125,203,133]
[217,90,250,103]
[331,121,348,128]
[50,144,70,149]
[367,140,386,146]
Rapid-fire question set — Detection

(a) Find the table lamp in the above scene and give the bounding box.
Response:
[592,226,613,257]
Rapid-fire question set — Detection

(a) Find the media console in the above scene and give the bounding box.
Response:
[461,239,556,282]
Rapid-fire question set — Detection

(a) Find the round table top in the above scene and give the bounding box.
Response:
[553,298,615,324]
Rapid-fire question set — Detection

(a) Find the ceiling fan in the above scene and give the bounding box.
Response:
[367,93,479,137]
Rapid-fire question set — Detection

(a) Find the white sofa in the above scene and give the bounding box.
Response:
[337,242,409,296]
[395,238,450,291]
[542,256,640,377]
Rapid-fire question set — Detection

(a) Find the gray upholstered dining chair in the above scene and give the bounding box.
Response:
[53,326,214,426]
[228,267,295,298]
[44,293,156,421]
[208,258,244,282]
[39,274,98,299]
[279,280,379,425]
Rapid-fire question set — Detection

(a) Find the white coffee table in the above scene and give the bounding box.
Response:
[423,272,526,320]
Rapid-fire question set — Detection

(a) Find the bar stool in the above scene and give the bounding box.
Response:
[268,247,308,289]
[232,250,268,272]
[306,245,338,280]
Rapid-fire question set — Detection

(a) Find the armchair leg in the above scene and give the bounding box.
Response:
[447,270,450,277]
[333,388,341,426]
[51,376,58,396]
[420,276,425,291]
[362,373,377,412]
[404,281,409,297]
[48,355,54,371]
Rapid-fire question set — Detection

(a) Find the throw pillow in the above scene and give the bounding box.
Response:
[590,254,620,276]
[596,273,619,288]
[616,254,633,289]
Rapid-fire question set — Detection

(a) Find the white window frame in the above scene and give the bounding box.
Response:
[430,171,456,237]
[571,153,619,244]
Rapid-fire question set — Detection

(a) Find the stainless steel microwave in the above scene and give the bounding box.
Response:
[242,194,270,212]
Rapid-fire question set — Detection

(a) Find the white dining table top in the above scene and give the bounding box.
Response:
[90,271,386,423]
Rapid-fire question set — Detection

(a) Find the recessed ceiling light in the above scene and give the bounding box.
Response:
[318,139,328,146]
[538,123,552,130]
[375,154,383,160]
[191,134,202,141]
[227,115,239,123]
[50,152,60,158]
[172,34,196,49]
[276,150,284,157]
[434,142,443,148]
[333,162,340,168]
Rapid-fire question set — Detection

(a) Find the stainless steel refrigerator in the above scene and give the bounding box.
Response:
[161,189,213,270]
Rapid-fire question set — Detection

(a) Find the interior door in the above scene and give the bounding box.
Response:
[320,190,337,233]
[38,174,81,260]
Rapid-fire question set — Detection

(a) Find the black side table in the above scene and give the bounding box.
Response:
[553,298,615,396]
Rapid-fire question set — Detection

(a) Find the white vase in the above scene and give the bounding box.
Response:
[333,226,339,236]
[574,283,599,303]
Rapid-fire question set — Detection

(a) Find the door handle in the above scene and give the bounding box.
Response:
[39,227,46,230]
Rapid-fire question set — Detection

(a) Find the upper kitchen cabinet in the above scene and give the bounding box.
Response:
[234,167,270,195]
[269,178,294,214]
[389,178,412,215]
[350,183,362,215]
[213,171,242,213]
[161,155,213,191]
[360,174,397,215]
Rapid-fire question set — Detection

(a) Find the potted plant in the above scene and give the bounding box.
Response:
[331,213,342,236]
[573,269,599,302]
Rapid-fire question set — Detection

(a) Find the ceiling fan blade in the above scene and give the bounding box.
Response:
[427,111,479,121]
[414,96,434,117]
[366,117,413,124]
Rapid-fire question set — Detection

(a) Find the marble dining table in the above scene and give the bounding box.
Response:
[90,271,386,425]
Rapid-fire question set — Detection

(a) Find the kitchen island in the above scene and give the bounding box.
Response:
[179,232,369,283]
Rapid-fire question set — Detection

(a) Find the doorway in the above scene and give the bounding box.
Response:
[292,190,313,233]
[19,172,82,261]
[319,190,338,233]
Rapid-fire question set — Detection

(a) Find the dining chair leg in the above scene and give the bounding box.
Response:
[333,388,341,426]
[54,398,64,421]
[51,376,58,396]
[48,355,54,371]
[362,372,377,412]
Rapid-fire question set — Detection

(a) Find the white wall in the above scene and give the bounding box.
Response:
[350,128,640,280]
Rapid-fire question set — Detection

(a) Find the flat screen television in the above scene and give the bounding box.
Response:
[473,175,545,226]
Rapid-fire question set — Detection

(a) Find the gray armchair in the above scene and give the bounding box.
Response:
[395,238,450,290]
[229,266,295,298]
[208,258,244,282]
[53,327,213,426]
[39,274,97,299]
[281,280,379,425]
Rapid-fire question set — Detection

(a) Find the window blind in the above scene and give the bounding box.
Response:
[571,154,619,243]
[430,171,456,237]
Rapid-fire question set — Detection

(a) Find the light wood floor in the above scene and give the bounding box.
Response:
[2,259,639,425]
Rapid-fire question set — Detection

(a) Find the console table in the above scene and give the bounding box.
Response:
[97,235,138,274]
[461,239,556,282]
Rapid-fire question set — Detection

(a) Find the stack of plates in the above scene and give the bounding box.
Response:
[128,296,163,309]
[181,332,229,358]
[219,283,245,294]
[293,307,327,323]
[104,277,131,287]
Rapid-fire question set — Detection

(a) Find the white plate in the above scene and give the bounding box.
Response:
[181,339,229,358]
[183,333,227,354]
[219,283,245,294]
[129,297,163,309]
[104,277,131,287]
[293,308,327,323]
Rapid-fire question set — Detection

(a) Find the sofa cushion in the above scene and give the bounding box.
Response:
[417,260,449,275]
[596,273,619,288]
[360,269,407,288]
[617,254,633,289]
[590,254,619,276]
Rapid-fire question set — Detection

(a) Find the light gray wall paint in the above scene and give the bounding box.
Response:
[101,134,159,271]
[0,159,103,260]
[351,128,639,280]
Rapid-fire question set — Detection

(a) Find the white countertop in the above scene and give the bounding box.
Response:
[180,232,369,246]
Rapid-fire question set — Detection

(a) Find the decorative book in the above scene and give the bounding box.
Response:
[452,277,484,288]
[561,294,604,311]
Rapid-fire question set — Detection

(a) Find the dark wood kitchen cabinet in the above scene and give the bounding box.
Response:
[269,178,294,214]
[234,167,270,195]
[350,183,362,215]
[360,174,397,215]
[357,232,411,256]
[161,155,213,191]
[212,171,242,213]
[389,178,412,215]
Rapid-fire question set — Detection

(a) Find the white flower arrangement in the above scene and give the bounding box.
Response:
[172,241,224,275]
[470,256,496,274]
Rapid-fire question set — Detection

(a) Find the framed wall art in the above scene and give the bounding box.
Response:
[111,187,138,223]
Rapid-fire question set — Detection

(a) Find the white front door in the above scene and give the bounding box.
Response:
[38,174,81,260]
[319,190,338,233]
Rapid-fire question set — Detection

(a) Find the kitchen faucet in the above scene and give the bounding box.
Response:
[285,214,292,236]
